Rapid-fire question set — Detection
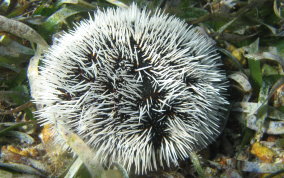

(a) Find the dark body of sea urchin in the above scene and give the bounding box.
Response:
[35,4,229,174]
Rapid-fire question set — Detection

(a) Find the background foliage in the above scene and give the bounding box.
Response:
[0,0,283,177]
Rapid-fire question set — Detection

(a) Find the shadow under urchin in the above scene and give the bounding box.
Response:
[35,4,229,174]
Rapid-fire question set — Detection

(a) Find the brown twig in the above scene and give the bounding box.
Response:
[0,101,34,115]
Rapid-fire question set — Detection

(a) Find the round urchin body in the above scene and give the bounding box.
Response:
[35,4,229,174]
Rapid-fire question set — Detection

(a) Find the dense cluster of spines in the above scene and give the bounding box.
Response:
[35,5,229,174]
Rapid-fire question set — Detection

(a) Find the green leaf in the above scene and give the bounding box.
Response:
[240,128,255,146]
[5,131,35,144]
[178,7,208,21]
[258,77,272,103]
[273,0,284,19]
[0,62,20,73]
[105,0,128,8]
[268,106,284,121]
[0,162,44,176]
[9,85,30,105]
[0,37,33,68]
[248,58,262,91]
[57,0,98,9]
[275,39,284,57]
[246,38,259,54]
[40,6,83,38]
[217,17,238,34]
[24,108,35,120]
[5,69,27,87]
[0,121,35,136]
[33,2,59,16]
[7,3,30,18]
[63,158,92,178]
[262,64,279,76]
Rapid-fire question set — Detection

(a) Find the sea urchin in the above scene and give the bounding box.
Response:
[35,4,229,174]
